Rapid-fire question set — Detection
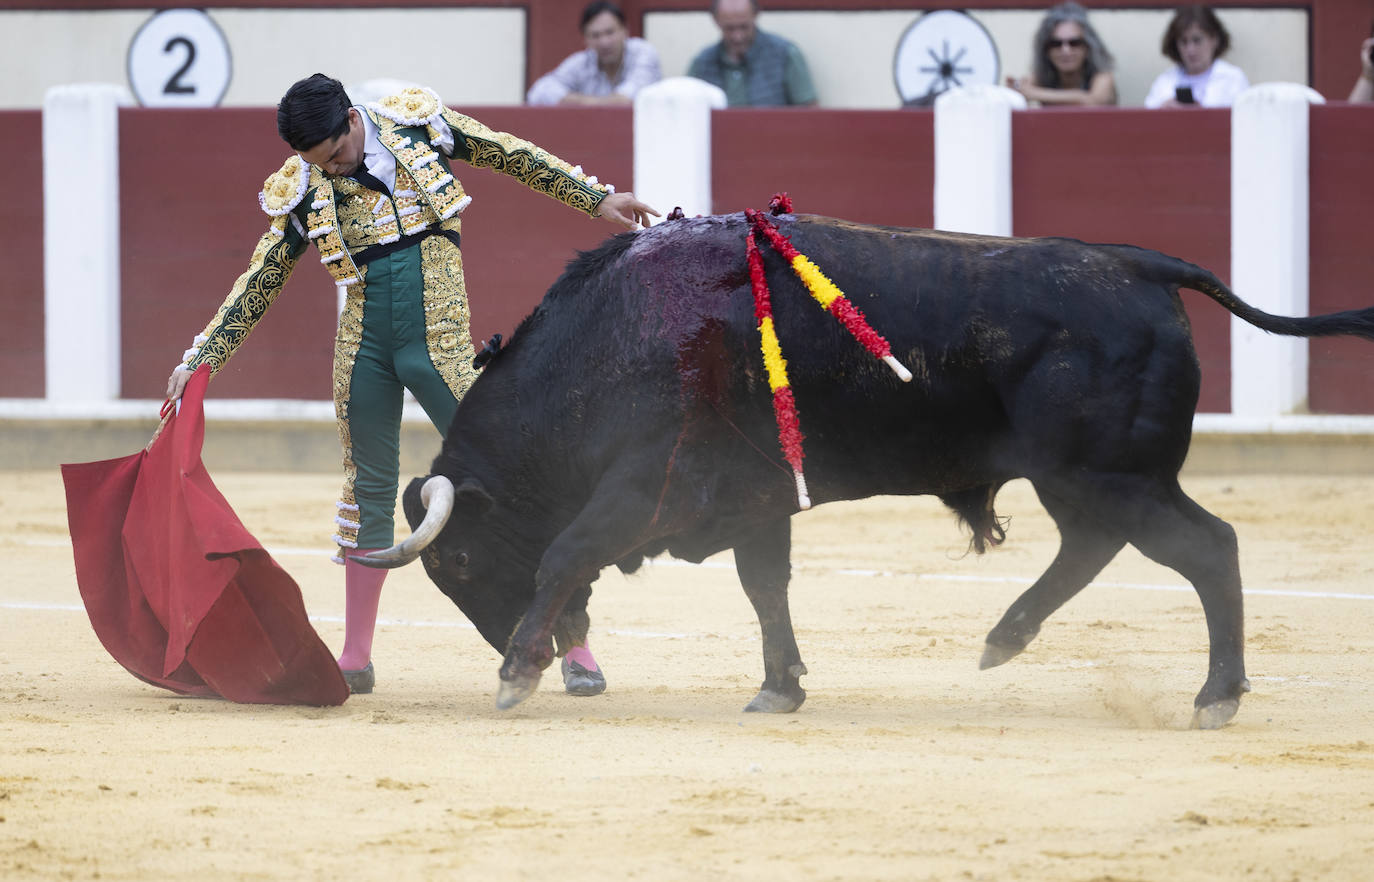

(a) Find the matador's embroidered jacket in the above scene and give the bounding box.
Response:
[177,87,612,558]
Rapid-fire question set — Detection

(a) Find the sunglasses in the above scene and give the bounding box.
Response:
[1048,37,1087,49]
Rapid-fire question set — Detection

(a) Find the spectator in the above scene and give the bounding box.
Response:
[1007,2,1117,106]
[1349,36,1374,102]
[527,1,662,105]
[687,0,817,107]
[1143,6,1249,108]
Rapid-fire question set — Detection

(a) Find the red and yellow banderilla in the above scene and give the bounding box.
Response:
[743,201,912,510]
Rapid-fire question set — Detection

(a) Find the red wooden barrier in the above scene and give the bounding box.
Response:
[6,104,1372,413]
[119,108,338,401]
[1309,103,1374,414]
[0,110,46,397]
[712,109,935,227]
[1013,106,1232,412]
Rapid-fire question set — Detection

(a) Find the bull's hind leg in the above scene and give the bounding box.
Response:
[1124,486,1247,729]
[1035,473,1248,729]
[733,517,807,713]
[981,491,1126,668]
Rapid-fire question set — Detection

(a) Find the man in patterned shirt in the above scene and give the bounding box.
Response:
[164,73,656,697]
[527,2,662,106]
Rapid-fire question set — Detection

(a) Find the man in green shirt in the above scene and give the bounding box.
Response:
[687,0,818,107]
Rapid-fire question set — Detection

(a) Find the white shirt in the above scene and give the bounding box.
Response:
[355,107,396,192]
[1143,58,1250,108]
[526,37,661,105]
[352,104,456,193]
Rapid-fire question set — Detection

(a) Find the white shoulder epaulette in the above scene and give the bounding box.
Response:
[368,86,445,129]
[259,154,309,217]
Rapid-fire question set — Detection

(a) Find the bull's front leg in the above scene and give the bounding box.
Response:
[495,485,653,710]
[496,568,598,709]
[733,517,807,713]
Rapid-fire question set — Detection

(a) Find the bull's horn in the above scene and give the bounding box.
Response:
[353,475,455,569]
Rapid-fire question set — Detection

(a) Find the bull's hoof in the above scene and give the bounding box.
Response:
[1190,699,1240,730]
[979,641,1025,670]
[561,657,606,697]
[495,672,541,710]
[744,688,805,713]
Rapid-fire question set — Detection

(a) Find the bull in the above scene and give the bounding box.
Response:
[360,211,1374,728]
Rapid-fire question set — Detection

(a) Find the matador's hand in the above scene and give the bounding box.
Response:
[596,192,660,230]
[165,366,192,401]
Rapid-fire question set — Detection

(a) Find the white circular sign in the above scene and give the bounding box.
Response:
[893,10,1000,106]
[127,9,232,108]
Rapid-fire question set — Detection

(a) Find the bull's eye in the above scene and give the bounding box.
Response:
[455,551,470,568]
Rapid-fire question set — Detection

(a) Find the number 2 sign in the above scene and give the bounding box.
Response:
[127,9,232,107]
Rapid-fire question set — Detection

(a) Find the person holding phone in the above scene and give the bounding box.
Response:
[1143,6,1249,108]
[1347,35,1374,102]
[1006,2,1118,106]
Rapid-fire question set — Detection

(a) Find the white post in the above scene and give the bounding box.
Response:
[1230,83,1325,418]
[43,84,132,402]
[933,85,1026,237]
[633,77,727,224]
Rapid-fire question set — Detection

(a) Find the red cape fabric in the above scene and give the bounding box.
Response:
[61,366,349,705]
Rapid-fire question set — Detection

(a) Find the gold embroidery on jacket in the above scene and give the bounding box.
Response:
[305,169,361,287]
[331,265,369,556]
[392,167,434,237]
[438,107,608,216]
[379,127,470,223]
[419,236,479,401]
[183,214,300,375]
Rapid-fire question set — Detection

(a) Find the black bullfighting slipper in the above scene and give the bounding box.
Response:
[341,661,375,695]
[561,657,606,697]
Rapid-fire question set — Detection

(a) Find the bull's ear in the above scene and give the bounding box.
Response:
[455,477,493,516]
[400,476,430,528]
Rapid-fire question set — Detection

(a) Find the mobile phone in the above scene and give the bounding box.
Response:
[1175,85,1196,104]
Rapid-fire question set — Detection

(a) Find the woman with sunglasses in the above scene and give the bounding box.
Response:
[1143,6,1249,108]
[1007,2,1117,106]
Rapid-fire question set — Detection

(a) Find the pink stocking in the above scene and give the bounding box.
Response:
[565,644,600,672]
[338,549,385,671]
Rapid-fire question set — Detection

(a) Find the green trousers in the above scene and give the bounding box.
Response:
[346,243,462,549]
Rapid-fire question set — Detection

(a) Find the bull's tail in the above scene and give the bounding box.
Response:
[1147,252,1374,341]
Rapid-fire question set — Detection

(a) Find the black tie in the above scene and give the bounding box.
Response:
[348,163,389,194]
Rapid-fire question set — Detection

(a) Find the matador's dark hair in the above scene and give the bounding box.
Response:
[277,73,353,152]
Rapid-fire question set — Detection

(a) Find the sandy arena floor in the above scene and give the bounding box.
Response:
[2,467,1373,881]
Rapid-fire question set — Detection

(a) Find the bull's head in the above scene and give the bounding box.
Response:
[356,474,536,653]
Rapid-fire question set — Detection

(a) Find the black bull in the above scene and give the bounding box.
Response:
[360,212,1374,728]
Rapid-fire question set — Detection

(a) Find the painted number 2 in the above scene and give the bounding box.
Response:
[162,36,197,95]
[127,9,231,107]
